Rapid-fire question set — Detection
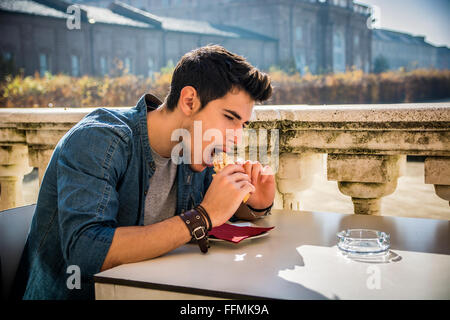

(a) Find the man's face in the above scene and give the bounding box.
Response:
[183,88,254,172]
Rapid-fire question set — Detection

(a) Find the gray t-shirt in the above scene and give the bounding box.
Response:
[143,145,178,225]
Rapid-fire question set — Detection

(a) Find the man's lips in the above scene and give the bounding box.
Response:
[205,145,229,167]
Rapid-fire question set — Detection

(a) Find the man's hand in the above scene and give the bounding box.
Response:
[201,164,256,228]
[240,160,275,209]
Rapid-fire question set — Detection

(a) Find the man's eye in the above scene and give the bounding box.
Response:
[224,114,234,121]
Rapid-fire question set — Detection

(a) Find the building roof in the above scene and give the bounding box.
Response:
[79,4,151,28]
[0,0,70,19]
[372,28,434,47]
[108,1,277,41]
[155,16,276,41]
[0,0,276,41]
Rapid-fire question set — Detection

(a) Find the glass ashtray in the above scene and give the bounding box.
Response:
[336,229,390,255]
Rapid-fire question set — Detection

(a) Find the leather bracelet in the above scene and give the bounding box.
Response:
[247,202,273,218]
[179,209,209,253]
[247,202,273,212]
[195,205,212,231]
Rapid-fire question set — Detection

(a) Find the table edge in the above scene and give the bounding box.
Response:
[93,275,278,300]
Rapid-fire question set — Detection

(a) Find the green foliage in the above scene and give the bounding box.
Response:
[373,55,390,74]
[266,68,450,105]
[0,55,19,81]
[0,67,449,108]
[270,58,298,75]
[160,60,175,75]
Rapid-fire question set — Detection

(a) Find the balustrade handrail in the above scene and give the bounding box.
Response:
[1,102,448,124]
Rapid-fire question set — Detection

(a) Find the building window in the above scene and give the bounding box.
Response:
[124,57,132,74]
[364,60,370,73]
[148,57,154,78]
[100,56,108,76]
[71,55,80,77]
[354,55,362,70]
[295,26,303,41]
[3,52,12,61]
[354,34,360,48]
[332,0,348,7]
[333,29,346,73]
[294,52,306,74]
[39,53,49,76]
[166,59,174,69]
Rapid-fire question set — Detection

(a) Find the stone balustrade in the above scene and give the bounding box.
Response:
[249,102,450,214]
[0,103,449,215]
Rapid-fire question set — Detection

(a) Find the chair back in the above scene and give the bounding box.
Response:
[0,204,36,300]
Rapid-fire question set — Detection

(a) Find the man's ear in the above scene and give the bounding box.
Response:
[178,86,201,116]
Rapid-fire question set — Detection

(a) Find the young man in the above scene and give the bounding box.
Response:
[12,45,275,300]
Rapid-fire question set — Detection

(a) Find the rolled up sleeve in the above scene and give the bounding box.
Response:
[56,124,129,277]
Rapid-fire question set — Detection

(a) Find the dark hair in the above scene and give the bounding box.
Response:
[164,45,272,111]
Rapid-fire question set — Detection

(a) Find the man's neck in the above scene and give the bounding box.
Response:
[146,103,182,158]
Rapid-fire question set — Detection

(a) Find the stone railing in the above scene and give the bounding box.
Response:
[1,103,449,214]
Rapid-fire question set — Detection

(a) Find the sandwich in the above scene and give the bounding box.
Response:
[212,152,251,203]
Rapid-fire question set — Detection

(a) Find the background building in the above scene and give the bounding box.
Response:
[1,0,449,77]
[0,0,277,77]
[372,28,447,72]
[98,0,373,74]
[77,0,450,73]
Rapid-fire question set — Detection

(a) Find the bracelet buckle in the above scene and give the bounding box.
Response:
[192,226,207,240]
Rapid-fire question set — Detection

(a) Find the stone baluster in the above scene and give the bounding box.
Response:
[20,122,70,188]
[28,147,55,185]
[424,156,450,206]
[327,154,406,215]
[0,144,33,210]
[276,152,323,210]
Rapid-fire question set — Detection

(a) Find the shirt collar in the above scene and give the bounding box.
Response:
[136,93,163,173]
[144,93,163,112]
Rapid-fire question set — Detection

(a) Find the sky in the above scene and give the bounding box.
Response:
[360,0,450,47]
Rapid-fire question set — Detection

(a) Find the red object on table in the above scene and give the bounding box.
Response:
[209,223,275,243]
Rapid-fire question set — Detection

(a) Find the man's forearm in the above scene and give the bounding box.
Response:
[101,203,266,271]
[100,215,191,271]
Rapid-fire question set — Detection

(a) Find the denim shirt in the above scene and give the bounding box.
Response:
[12,94,217,300]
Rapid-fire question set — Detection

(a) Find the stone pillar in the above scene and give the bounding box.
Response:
[28,148,54,186]
[327,154,406,215]
[276,152,322,210]
[424,157,450,205]
[0,144,33,210]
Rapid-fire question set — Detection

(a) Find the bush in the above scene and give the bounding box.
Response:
[265,68,450,105]
[0,70,171,108]
[0,67,449,108]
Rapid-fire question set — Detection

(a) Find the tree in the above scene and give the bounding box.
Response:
[373,55,390,74]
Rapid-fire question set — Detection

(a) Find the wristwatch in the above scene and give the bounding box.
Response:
[246,203,273,219]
